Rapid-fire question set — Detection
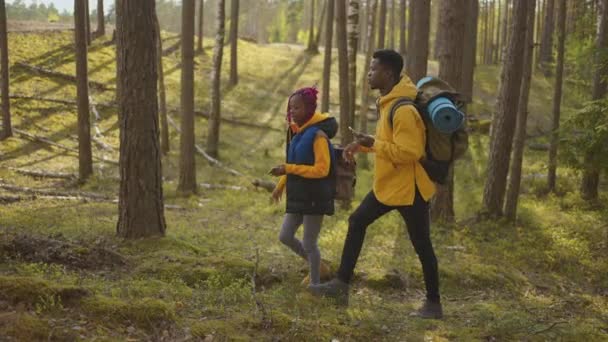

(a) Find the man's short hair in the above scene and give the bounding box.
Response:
[372,49,403,79]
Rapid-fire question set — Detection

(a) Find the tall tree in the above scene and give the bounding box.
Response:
[406,0,430,82]
[85,0,91,46]
[581,0,608,201]
[546,0,567,192]
[229,0,239,86]
[378,0,387,48]
[336,0,352,144]
[399,0,406,56]
[495,0,501,62]
[388,0,395,48]
[539,0,555,71]
[155,14,170,155]
[358,0,377,168]
[348,0,360,128]
[197,0,205,53]
[206,0,225,157]
[178,0,198,194]
[315,0,327,47]
[482,0,528,216]
[486,0,495,64]
[74,0,93,181]
[321,0,335,113]
[433,0,467,222]
[504,0,536,219]
[0,0,11,140]
[501,0,511,62]
[307,0,319,53]
[462,0,480,105]
[96,0,105,36]
[534,0,543,69]
[115,0,166,238]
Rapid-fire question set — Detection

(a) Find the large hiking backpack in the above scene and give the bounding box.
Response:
[387,76,469,185]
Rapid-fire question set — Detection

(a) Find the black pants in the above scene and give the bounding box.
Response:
[337,190,440,302]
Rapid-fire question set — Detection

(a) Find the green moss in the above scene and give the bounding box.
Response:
[0,275,89,307]
[82,296,176,330]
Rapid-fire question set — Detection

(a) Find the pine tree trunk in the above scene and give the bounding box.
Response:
[581,0,607,201]
[316,0,327,47]
[358,0,377,168]
[503,0,511,62]
[433,0,467,223]
[348,0,359,128]
[0,0,11,140]
[116,0,166,238]
[359,1,367,51]
[534,0,543,70]
[388,0,395,48]
[462,0,479,104]
[197,0,204,52]
[496,0,501,62]
[97,0,105,36]
[399,0,406,56]
[178,0,198,194]
[85,0,91,46]
[482,0,528,216]
[74,0,93,181]
[488,0,495,64]
[336,0,352,145]
[546,0,566,192]
[155,14,170,155]
[229,0,239,86]
[406,0,430,82]
[482,0,489,64]
[539,0,555,72]
[321,0,335,113]
[307,0,319,53]
[504,0,536,220]
[207,0,225,158]
[378,0,387,48]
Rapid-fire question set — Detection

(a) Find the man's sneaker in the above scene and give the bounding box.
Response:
[410,299,443,319]
[300,259,333,286]
[307,278,349,305]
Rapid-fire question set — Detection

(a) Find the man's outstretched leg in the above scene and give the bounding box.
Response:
[308,191,391,304]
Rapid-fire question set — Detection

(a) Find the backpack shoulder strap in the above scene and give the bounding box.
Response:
[388,97,416,129]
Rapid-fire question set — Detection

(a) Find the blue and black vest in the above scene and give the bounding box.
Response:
[285,118,338,216]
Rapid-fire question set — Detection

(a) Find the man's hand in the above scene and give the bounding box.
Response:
[343,142,360,163]
[349,126,375,148]
[268,165,286,176]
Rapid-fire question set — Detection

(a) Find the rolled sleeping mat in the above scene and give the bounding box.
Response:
[426,97,465,134]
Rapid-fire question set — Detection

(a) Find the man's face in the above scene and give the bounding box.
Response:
[367,58,389,90]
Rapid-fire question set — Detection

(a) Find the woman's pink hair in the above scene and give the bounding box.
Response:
[286,87,319,123]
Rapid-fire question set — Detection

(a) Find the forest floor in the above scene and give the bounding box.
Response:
[0,30,607,341]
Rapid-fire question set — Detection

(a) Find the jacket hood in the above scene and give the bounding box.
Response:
[293,112,338,139]
[378,75,418,109]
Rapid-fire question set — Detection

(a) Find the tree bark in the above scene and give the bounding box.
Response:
[97,0,105,36]
[433,0,467,223]
[115,0,166,238]
[482,0,528,216]
[546,0,566,192]
[399,0,406,56]
[74,0,93,181]
[307,0,319,53]
[197,0,205,53]
[534,0,543,70]
[539,0,555,72]
[504,0,536,220]
[378,0,386,48]
[178,0,198,194]
[462,0,479,104]
[581,0,608,201]
[206,0,225,158]
[0,0,11,140]
[496,0,501,62]
[482,0,488,64]
[348,0,359,128]
[358,0,377,168]
[487,0,495,64]
[389,0,395,48]
[155,14,170,155]
[321,0,335,113]
[405,0,430,82]
[336,0,352,145]
[229,0,239,86]
[316,0,327,47]
[85,0,91,46]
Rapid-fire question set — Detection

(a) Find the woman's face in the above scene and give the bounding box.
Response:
[288,95,310,126]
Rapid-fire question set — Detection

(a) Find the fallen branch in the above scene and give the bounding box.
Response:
[251,179,275,193]
[0,195,23,204]
[0,180,113,201]
[531,321,568,335]
[11,127,118,165]
[10,94,116,109]
[199,183,246,191]
[162,39,181,56]
[168,106,282,132]
[14,62,114,91]
[166,115,245,177]
[89,95,115,151]
[7,167,76,180]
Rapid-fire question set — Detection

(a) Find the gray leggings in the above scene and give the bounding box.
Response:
[279,213,323,285]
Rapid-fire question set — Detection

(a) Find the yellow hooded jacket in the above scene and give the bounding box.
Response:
[364,75,436,206]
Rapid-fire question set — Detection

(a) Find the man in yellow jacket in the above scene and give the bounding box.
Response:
[309,50,442,319]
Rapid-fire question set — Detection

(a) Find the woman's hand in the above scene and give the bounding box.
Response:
[268,165,286,176]
[271,187,283,203]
